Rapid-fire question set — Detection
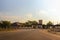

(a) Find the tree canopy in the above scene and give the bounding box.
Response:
[47,21,53,26]
[0,21,11,28]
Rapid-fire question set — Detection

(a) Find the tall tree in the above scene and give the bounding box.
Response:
[46,21,53,28]
[47,21,53,25]
[1,21,11,28]
[25,21,38,25]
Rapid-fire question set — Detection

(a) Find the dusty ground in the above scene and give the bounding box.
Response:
[0,29,60,40]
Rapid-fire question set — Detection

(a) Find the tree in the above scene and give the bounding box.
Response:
[47,21,53,25]
[25,20,38,27]
[26,21,32,25]
[31,21,38,25]
[46,21,53,29]
[27,20,38,25]
[0,21,11,28]
[25,21,33,27]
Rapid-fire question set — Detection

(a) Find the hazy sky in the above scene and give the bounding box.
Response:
[0,0,60,24]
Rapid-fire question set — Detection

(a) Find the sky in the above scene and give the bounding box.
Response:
[0,0,60,24]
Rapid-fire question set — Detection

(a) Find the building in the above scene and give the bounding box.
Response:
[11,22,21,29]
[38,20,43,28]
[39,20,42,25]
[32,20,43,28]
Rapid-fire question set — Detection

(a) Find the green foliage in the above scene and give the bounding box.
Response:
[47,21,53,26]
[0,21,11,28]
[25,20,38,28]
[46,21,53,29]
[25,20,38,25]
